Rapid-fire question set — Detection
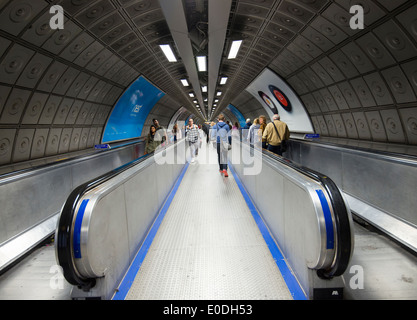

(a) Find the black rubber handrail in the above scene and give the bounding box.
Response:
[56,147,152,290]
[260,146,352,279]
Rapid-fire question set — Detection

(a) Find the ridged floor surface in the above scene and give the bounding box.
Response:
[126,140,292,300]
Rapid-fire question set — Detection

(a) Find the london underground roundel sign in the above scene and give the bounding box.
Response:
[269,85,292,112]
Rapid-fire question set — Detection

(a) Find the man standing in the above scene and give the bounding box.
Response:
[211,114,231,177]
[185,118,200,163]
[262,114,290,156]
[243,118,252,130]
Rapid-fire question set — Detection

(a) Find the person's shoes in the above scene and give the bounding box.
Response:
[219,170,223,174]
[191,157,195,163]
[223,170,228,177]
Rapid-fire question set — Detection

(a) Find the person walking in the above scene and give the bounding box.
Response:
[262,114,290,156]
[153,118,168,145]
[231,122,240,140]
[202,122,210,144]
[211,114,231,177]
[172,123,182,143]
[185,118,200,163]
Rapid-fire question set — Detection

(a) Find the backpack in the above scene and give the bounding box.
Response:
[217,124,231,151]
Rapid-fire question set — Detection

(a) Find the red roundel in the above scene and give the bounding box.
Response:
[274,90,288,107]
[269,85,292,112]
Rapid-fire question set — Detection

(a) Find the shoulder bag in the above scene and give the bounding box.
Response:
[272,121,287,153]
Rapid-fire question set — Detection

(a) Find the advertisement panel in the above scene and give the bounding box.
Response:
[245,68,314,133]
[227,104,246,128]
[102,77,165,143]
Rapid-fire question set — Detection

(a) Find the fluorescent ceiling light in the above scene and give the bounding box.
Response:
[181,79,190,87]
[217,91,222,96]
[193,100,198,104]
[160,44,177,62]
[202,86,207,92]
[189,93,195,97]
[196,56,207,72]
[220,77,228,85]
[228,40,242,59]
[214,99,219,103]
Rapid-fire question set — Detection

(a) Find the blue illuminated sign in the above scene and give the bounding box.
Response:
[94,144,111,149]
[226,104,246,128]
[304,134,320,139]
[102,77,165,143]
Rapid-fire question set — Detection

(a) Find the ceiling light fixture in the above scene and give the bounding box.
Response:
[181,79,189,86]
[228,40,242,59]
[189,93,195,98]
[202,86,208,93]
[216,91,222,96]
[160,44,177,62]
[220,77,228,85]
[196,56,207,72]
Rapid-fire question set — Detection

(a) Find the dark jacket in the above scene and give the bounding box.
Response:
[202,123,210,136]
[243,121,252,130]
[145,133,160,154]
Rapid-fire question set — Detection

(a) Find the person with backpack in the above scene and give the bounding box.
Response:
[185,118,200,163]
[211,114,231,177]
[262,114,290,156]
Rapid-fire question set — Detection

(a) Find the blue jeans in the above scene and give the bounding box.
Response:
[217,143,228,171]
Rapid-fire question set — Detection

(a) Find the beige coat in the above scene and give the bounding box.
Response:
[262,120,290,146]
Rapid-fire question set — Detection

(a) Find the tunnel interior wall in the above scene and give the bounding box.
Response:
[2,0,417,169]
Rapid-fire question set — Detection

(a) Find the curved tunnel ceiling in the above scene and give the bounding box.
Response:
[0,0,417,167]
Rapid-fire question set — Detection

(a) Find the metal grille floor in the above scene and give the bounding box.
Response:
[125,141,292,300]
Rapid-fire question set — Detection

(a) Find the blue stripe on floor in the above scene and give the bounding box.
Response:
[228,163,307,300]
[112,162,190,300]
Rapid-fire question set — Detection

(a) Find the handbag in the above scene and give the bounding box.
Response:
[221,139,231,151]
[272,121,287,153]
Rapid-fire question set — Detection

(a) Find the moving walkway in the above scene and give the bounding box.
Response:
[55,138,354,300]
